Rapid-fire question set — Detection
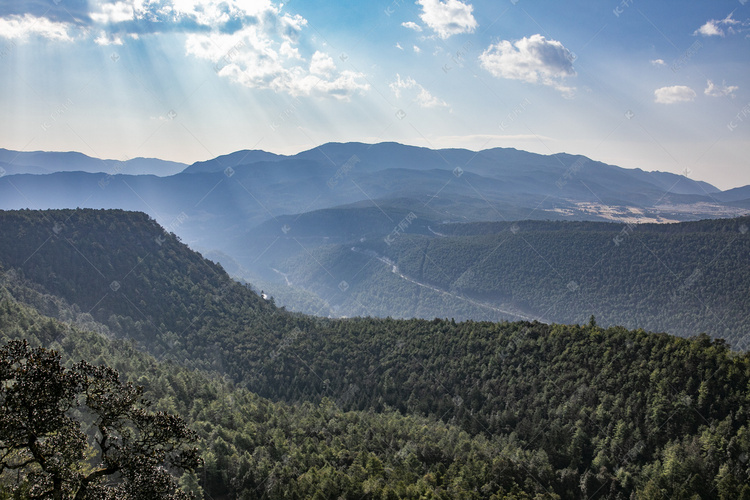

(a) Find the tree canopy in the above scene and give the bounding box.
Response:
[0,340,200,499]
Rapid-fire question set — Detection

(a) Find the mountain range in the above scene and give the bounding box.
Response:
[0,142,748,336]
[0,148,187,176]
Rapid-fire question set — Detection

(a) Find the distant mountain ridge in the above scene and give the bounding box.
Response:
[0,141,747,325]
[181,141,721,197]
[0,148,187,176]
[183,149,286,174]
[0,142,734,199]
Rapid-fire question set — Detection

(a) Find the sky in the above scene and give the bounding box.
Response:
[0,0,748,189]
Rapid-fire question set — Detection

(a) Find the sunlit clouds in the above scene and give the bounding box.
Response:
[0,0,748,188]
[416,0,477,39]
[0,14,76,42]
[654,86,696,104]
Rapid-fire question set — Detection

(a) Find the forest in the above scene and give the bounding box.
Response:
[0,209,749,499]
[278,216,750,346]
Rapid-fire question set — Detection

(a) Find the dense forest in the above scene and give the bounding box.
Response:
[1,209,749,498]
[0,295,560,499]
[278,216,750,347]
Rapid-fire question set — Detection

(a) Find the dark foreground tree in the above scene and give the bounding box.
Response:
[0,340,200,499]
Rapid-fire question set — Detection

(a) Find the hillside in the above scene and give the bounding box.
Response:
[0,289,560,499]
[272,215,750,346]
[1,209,750,498]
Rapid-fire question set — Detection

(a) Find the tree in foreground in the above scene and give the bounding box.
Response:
[0,340,200,499]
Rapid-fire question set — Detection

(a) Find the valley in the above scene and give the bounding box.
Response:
[0,208,748,498]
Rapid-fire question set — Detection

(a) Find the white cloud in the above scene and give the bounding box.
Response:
[0,0,313,48]
[169,2,367,100]
[693,13,742,37]
[417,0,477,39]
[654,85,696,104]
[279,41,300,59]
[309,51,336,77]
[415,87,447,108]
[413,45,421,53]
[389,75,412,98]
[95,31,124,45]
[0,14,74,41]
[278,12,307,42]
[158,0,278,29]
[479,34,576,96]
[705,79,738,98]
[0,1,368,101]
[401,21,422,32]
[694,20,722,37]
[90,1,136,24]
[650,59,665,66]
[189,25,368,100]
[300,70,370,100]
[390,74,447,108]
[395,42,404,50]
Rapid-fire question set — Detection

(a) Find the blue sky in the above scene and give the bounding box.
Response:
[0,0,748,189]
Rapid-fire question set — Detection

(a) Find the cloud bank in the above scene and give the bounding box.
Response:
[0,13,76,41]
[0,0,369,100]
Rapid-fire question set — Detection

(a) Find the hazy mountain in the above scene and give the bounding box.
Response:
[0,143,736,221]
[715,185,750,203]
[182,149,286,174]
[0,142,747,319]
[183,141,721,198]
[0,148,186,176]
[291,142,721,196]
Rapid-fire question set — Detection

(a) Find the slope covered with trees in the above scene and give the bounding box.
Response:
[0,209,749,499]
[0,290,558,500]
[279,216,750,346]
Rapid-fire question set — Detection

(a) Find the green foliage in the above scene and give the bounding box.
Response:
[0,297,557,499]
[0,338,199,499]
[4,280,750,498]
[1,209,749,499]
[342,217,750,345]
[270,216,750,346]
